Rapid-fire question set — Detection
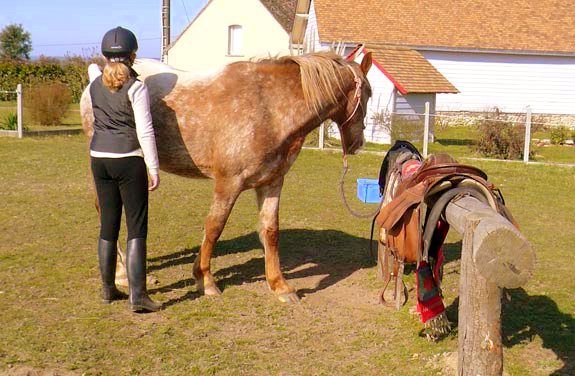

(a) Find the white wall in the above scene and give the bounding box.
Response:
[167,0,290,72]
[304,0,322,52]
[422,51,575,114]
[353,52,396,144]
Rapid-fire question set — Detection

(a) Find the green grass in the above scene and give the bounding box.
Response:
[0,136,573,375]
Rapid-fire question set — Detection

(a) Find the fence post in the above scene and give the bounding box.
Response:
[319,122,324,149]
[16,84,23,139]
[423,101,430,158]
[523,106,532,163]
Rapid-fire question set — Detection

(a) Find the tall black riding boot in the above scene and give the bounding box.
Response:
[126,238,162,312]
[98,238,127,304]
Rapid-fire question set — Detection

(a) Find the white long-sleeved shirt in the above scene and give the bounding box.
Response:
[88,63,159,176]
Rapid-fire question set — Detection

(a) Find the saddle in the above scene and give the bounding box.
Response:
[374,142,516,337]
[376,153,516,262]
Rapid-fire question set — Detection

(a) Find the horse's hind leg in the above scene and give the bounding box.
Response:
[256,178,298,304]
[193,179,241,296]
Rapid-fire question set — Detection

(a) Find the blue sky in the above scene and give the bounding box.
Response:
[0,0,209,59]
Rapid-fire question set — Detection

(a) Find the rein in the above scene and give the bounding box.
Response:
[337,65,382,219]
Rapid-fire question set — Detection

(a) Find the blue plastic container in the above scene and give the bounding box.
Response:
[356,178,382,203]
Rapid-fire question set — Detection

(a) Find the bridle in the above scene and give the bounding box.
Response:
[340,65,364,131]
[337,64,381,218]
[338,65,364,160]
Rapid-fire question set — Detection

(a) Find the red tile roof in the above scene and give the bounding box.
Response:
[314,0,575,54]
[355,45,458,94]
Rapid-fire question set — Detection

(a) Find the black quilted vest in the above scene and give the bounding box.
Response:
[90,75,140,153]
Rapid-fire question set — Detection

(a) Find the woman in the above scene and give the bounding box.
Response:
[88,26,161,313]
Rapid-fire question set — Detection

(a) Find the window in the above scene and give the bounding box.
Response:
[227,25,243,56]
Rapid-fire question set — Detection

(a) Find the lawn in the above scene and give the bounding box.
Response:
[0,135,573,375]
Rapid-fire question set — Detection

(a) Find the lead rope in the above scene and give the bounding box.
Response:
[337,67,383,219]
[338,155,383,219]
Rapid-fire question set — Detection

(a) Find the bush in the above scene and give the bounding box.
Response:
[0,112,17,130]
[26,82,72,126]
[475,109,528,160]
[549,126,569,145]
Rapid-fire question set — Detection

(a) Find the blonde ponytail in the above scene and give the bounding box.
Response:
[102,62,131,92]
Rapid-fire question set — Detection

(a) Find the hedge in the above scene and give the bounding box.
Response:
[0,56,103,103]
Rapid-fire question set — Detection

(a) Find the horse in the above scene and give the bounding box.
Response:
[81,51,373,303]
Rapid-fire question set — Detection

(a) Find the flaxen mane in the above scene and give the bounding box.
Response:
[259,52,352,114]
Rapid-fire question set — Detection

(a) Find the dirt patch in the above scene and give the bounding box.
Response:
[1,366,79,376]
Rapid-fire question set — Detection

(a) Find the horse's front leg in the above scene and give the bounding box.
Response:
[256,177,299,304]
[193,179,241,296]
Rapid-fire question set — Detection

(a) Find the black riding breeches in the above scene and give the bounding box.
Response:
[91,156,148,241]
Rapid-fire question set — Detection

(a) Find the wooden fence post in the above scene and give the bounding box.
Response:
[523,106,532,163]
[458,219,503,375]
[444,196,534,375]
[16,84,23,139]
[423,101,430,158]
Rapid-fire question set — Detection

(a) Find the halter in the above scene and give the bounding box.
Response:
[340,66,364,132]
[339,65,364,161]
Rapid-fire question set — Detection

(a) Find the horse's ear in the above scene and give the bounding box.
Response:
[360,52,372,75]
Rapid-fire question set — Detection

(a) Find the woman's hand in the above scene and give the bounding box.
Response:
[149,173,160,191]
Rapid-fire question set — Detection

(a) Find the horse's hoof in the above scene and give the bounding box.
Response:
[278,292,300,304]
[204,285,222,296]
[196,277,222,296]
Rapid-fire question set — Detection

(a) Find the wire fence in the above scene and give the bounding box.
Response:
[308,104,575,165]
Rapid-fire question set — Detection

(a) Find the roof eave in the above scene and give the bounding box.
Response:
[322,40,575,57]
[404,89,460,94]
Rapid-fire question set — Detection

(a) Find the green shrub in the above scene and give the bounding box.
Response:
[475,110,528,160]
[26,82,72,126]
[0,112,17,130]
[549,126,569,145]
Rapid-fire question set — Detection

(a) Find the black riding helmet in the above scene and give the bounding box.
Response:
[101,27,138,60]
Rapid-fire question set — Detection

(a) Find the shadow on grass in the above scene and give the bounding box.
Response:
[440,277,573,374]
[503,288,575,376]
[148,229,375,300]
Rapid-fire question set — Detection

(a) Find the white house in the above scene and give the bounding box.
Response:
[293,0,575,142]
[166,0,296,72]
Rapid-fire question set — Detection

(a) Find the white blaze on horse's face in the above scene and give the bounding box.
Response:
[337,53,373,155]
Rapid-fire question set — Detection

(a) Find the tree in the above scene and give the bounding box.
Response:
[0,24,32,61]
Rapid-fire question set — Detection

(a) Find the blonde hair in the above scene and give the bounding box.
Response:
[102,62,131,92]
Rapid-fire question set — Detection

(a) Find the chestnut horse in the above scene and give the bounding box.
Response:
[81,52,373,303]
